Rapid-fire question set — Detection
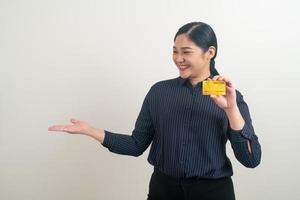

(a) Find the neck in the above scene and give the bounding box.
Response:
[189,68,211,87]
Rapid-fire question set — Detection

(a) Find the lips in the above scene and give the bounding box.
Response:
[178,65,189,71]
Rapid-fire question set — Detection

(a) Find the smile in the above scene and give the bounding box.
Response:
[178,65,189,70]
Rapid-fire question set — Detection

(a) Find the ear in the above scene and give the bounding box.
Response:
[206,46,216,60]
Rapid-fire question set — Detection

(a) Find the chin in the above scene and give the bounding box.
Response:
[179,73,191,79]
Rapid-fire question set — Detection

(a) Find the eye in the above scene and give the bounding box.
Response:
[183,52,191,54]
[173,51,178,54]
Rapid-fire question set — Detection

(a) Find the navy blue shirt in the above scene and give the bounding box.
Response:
[102,75,261,178]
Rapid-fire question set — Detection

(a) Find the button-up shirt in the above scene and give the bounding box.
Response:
[102,75,261,178]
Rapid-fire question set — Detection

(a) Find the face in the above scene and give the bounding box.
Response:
[173,34,215,79]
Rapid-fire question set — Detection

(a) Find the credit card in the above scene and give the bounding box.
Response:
[202,80,226,95]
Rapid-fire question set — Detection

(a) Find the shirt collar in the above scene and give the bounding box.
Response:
[178,74,214,86]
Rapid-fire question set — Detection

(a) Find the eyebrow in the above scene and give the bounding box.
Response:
[173,46,194,50]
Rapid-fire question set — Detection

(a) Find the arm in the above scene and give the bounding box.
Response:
[48,86,155,157]
[101,87,155,157]
[226,91,261,168]
[224,105,251,153]
[209,75,262,168]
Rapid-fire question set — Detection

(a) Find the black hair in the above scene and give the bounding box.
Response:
[174,22,219,75]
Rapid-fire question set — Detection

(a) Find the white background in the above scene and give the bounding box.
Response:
[1,0,299,199]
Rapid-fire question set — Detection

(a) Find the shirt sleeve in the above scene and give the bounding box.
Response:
[227,90,262,168]
[101,86,155,157]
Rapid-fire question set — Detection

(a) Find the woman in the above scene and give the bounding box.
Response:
[49,22,262,200]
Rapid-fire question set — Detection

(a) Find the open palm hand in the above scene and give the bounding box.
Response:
[48,118,92,135]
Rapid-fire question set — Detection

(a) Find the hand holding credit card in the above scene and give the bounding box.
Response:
[202,80,226,95]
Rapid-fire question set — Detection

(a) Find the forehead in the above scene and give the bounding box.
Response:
[173,34,198,49]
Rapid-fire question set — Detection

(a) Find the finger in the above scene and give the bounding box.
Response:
[216,76,234,88]
[226,86,235,93]
[214,77,224,82]
[62,125,76,132]
[216,75,230,82]
[70,118,79,124]
[221,76,230,82]
[48,125,74,132]
[48,125,67,132]
[223,77,234,87]
[212,75,220,80]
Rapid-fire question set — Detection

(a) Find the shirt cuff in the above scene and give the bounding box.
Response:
[101,130,116,149]
[228,124,252,142]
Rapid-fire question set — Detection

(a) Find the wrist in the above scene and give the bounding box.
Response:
[224,105,239,115]
[224,106,245,130]
[88,127,105,144]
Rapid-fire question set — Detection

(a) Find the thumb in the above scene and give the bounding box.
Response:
[70,118,80,124]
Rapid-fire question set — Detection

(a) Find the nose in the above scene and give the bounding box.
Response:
[174,54,184,63]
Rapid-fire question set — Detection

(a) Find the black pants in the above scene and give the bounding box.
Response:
[147,168,236,200]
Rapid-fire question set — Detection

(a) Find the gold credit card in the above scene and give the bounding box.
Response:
[202,80,226,95]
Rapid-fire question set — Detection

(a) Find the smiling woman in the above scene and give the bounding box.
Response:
[48,22,261,200]
[173,22,219,87]
[173,34,215,86]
